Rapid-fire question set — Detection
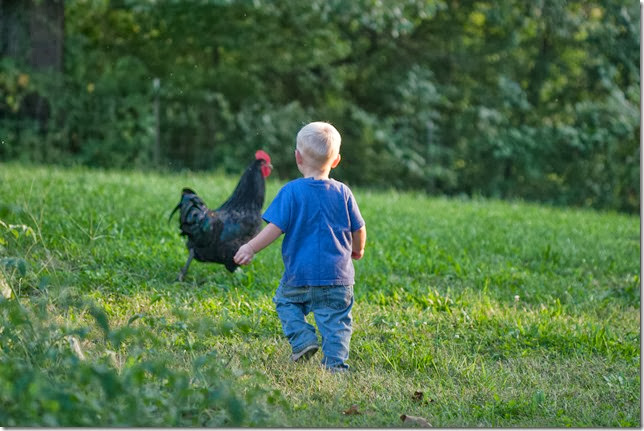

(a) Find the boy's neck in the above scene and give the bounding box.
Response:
[302,171,330,180]
[298,165,331,180]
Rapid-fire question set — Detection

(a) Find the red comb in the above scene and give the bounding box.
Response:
[255,150,271,163]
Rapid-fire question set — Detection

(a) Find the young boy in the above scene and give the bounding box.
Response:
[233,121,366,372]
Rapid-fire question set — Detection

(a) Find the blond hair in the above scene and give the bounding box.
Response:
[296,122,341,167]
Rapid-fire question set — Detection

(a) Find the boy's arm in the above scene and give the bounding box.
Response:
[351,225,366,260]
[234,222,283,265]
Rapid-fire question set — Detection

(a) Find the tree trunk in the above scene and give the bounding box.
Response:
[0,0,64,127]
[1,0,63,71]
[28,0,64,71]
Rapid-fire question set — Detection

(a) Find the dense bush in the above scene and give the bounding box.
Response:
[0,0,639,212]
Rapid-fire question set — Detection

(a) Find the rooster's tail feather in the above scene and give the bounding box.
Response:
[171,188,213,238]
[168,188,197,222]
[168,202,181,222]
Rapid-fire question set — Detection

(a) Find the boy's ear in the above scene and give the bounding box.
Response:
[331,154,341,168]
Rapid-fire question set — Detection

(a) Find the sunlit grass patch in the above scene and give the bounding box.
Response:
[0,162,639,427]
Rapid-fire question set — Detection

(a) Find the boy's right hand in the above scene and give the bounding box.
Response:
[234,244,255,265]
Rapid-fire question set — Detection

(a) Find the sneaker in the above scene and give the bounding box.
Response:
[291,344,319,362]
[326,365,350,374]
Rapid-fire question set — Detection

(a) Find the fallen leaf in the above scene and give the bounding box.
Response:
[342,404,361,415]
[400,414,431,427]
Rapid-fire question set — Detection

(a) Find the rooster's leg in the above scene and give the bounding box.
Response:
[177,248,194,282]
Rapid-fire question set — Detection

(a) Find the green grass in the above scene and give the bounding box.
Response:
[0,162,639,427]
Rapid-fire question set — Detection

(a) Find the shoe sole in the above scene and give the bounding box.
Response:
[291,345,318,362]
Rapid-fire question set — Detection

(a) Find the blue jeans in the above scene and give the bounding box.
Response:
[273,284,353,369]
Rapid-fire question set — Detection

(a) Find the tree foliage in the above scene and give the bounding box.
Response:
[0,0,639,212]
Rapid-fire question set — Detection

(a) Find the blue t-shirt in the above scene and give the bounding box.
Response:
[263,177,365,287]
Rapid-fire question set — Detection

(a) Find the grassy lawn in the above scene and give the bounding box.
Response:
[0,162,640,427]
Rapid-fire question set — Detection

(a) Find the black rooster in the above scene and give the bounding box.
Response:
[170,150,273,281]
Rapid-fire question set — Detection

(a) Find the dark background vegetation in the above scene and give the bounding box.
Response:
[0,0,640,212]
